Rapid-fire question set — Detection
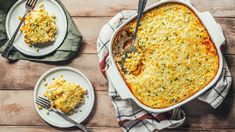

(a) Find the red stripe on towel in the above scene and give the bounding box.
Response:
[99,52,109,78]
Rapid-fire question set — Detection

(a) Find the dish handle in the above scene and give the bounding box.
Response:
[106,56,132,99]
[199,12,225,47]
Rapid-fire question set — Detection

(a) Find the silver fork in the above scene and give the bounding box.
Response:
[124,0,147,54]
[2,0,38,58]
[129,0,147,52]
[36,96,90,132]
[119,0,147,71]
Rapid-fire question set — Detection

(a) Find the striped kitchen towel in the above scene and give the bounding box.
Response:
[97,10,232,132]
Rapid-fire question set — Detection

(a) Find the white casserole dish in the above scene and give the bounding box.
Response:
[107,0,225,113]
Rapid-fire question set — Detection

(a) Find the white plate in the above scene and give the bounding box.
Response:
[6,0,67,56]
[34,67,95,128]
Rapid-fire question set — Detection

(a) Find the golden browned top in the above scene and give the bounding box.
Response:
[20,4,57,46]
[113,3,219,108]
[44,75,87,113]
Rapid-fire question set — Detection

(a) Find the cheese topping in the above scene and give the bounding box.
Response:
[20,4,57,45]
[44,75,87,113]
[113,3,219,108]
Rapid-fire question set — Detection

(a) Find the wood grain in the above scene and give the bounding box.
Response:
[0,90,235,130]
[0,90,118,127]
[0,126,234,132]
[74,17,109,54]
[0,54,107,90]
[0,54,234,91]
[0,126,122,132]
[61,0,235,17]
[181,93,235,129]
[216,18,235,54]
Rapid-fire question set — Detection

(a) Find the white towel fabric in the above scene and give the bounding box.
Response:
[97,10,232,132]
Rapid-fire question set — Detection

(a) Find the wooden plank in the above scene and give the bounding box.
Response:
[0,90,118,127]
[225,55,235,91]
[1,90,235,129]
[61,0,235,17]
[216,18,235,55]
[0,54,234,91]
[73,17,109,54]
[0,126,234,132]
[73,17,235,54]
[0,54,107,90]
[180,93,235,129]
[0,126,122,132]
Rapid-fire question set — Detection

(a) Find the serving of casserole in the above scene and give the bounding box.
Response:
[20,4,57,46]
[43,75,87,113]
[107,0,225,113]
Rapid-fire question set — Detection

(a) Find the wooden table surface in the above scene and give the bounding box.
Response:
[1,0,235,131]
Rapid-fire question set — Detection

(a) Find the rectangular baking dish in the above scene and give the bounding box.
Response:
[107,0,225,113]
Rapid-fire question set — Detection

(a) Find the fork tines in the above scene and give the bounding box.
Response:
[36,96,51,109]
[26,0,38,7]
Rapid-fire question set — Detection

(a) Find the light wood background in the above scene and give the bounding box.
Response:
[1,0,235,131]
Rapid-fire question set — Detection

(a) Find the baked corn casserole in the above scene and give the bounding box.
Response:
[44,75,87,113]
[113,3,219,108]
[20,4,57,45]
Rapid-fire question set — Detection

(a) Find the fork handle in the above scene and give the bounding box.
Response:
[132,0,147,43]
[54,110,90,132]
[1,11,28,58]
